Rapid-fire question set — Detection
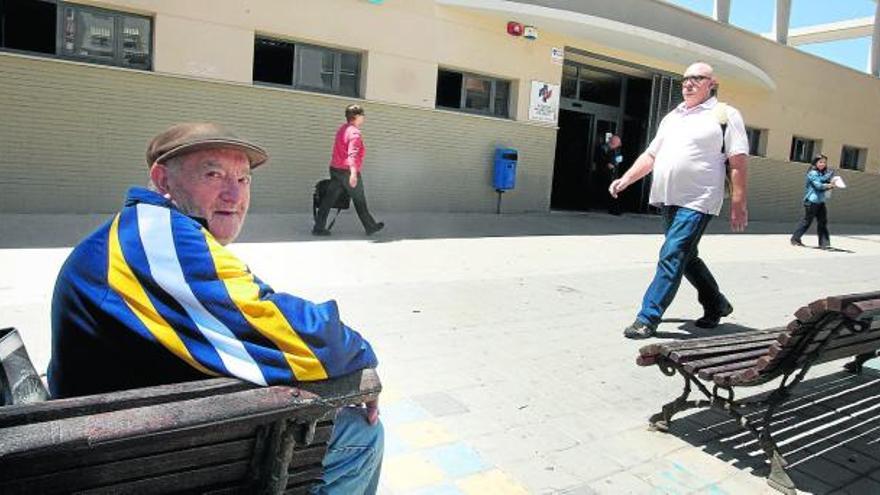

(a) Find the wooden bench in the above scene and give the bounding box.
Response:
[0,327,381,495]
[636,290,880,495]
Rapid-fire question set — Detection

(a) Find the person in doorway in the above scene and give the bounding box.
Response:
[597,134,624,215]
[608,62,749,338]
[313,104,384,236]
[790,154,835,249]
[49,123,383,494]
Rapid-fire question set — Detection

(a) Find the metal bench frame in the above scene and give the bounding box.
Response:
[638,292,880,495]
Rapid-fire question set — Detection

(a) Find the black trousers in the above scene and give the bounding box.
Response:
[791,202,830,247]
[314,167,379,232]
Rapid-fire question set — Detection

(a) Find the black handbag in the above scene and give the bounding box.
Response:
[312,178,350,230]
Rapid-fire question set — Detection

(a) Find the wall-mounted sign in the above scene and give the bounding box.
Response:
[528,81,560,124]
[551,47,563,65]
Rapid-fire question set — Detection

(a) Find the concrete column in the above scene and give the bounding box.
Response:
[774,0,792,44]
[713,0,731,24]
[872,0,880,76]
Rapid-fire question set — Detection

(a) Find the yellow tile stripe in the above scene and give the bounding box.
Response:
[107,215,214,376]
[204,232,328,380]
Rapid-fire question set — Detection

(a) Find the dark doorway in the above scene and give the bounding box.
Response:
[550,110,591,210]
[551,56,659,214]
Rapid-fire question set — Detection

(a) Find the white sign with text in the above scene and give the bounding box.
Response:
[528,81,560,124]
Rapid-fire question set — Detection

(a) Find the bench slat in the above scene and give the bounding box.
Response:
[77,461,252,495]
[0,438,254,494]
[669,338,781,362]
[683,348,770,374]
[0,378,249,428]
[697,358,761,380]
[638,327,783,358]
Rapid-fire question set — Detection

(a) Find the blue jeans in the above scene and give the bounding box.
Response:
[637,206,727,327]
[311,407,384,495]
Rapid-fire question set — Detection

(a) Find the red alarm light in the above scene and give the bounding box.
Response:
[507,21,523,36]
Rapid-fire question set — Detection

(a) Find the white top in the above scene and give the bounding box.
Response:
[647,97,749,215]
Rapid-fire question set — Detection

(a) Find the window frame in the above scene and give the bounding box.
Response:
[745,126,766,157]
[57,2,153,70]
[790,135,819,164]
[253,36,362,98]
[840,145,866,171]
[0,0,153,70]
[436,68,512,119]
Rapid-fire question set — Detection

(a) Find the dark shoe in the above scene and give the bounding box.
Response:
[366,222,384,236]
[623,319,656,339]
[819,244,832,250]
[311,227,331,236]
[790,239,804,247]
[695,301,734,329]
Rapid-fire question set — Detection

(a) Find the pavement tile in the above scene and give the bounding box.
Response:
[503,455,584,494]
[383,453,446,492]
[586,470,660,494]
[396,420,456,449]
[408,483,466,495]
[831,475,880,495]
[422,443,488,479]
[543,444,625,482]
[586,427,688,468]
[382,398,431,424]
[454,469,529,495]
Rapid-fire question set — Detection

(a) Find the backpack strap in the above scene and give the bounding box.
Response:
[713,102,729,155]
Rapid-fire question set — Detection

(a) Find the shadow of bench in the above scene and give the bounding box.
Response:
[0,326,380,494]
[636,290,880,494]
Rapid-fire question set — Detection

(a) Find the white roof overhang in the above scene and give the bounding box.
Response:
[436,0,777,91]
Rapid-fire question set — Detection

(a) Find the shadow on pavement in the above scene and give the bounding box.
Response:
[654,322,764,340]
[1,210,879,248]
[665,369,880,494]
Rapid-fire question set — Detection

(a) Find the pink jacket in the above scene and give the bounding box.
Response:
[330,123,365,172]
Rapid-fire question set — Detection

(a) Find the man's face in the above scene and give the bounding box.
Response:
[152,148,252,245]
[610,136,621,149]
[681,63,715,108]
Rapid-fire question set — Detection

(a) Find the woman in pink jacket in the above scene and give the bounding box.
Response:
[313,104,384,236]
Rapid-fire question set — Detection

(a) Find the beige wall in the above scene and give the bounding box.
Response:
[509,0,880,171]
[0,53,554,214]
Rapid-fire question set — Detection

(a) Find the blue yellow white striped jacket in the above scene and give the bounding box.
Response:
[48,187,377,398]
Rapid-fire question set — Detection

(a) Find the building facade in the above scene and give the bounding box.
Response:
[1,0,879,222]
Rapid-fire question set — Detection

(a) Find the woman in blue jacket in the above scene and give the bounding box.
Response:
[791,154,835,248]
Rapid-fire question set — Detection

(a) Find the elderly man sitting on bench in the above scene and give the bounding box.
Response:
[48,123,383,495]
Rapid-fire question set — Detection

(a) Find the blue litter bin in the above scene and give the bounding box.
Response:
[493,147,518,191]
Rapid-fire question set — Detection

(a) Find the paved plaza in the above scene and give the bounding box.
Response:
[2,210,879,494]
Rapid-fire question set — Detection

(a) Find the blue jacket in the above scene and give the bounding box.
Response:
[803,169,834,204]
[49,187,377,398]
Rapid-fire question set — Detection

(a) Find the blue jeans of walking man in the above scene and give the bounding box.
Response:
[637,206,729,329]
[311,406,384,494]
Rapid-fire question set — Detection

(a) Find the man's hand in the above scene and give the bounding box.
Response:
[363,398,379,425]
[608,178,628,198]
[730,201,748,232]
[349,172,358,188]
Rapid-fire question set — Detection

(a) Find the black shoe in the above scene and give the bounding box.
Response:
[695,301,733,329]
[311,227,331,236]
[366,222,385,236]
[790,239,804,247]
[623,319,656,339]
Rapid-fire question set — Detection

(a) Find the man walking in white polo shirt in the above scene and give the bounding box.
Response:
[609,62,749,339]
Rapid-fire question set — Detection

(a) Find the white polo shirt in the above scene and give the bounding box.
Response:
[647,97,748,215]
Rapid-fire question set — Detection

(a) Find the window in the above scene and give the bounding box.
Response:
[840,146,865,171]
[745,127,766,157]
[0,1,151,69]
[560,63,622,107]
[0,0,56,54]
[790,136,818,163]
[253,37,361,97]
[436,69,510,118]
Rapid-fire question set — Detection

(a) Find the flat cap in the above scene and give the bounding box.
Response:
[146,123,268,168]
